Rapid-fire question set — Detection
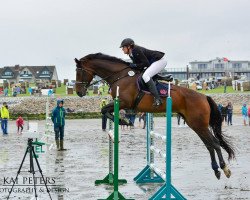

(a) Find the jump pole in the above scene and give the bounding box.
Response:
[98,86,133,200]
[133,112,164,183]
[95,118,127,185]
[134,83,186,199]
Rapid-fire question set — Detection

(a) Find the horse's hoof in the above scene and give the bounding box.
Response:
[223,167,231,178]
[222,165,231,178]
[215,170,221,180]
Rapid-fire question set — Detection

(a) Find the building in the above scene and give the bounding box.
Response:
[189,57,250,79]
[163,57,250,80]
[0,65,58,83]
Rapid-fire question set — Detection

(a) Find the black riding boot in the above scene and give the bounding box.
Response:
[146,78,163,107]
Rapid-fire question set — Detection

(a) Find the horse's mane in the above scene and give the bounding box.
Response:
[80,53,130,65]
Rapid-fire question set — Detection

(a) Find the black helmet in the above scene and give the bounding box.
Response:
[120,38,134,48]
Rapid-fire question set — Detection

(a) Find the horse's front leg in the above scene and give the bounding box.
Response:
[101,102,115,121]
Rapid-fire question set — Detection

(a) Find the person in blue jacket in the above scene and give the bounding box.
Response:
[51,99,66,151]
[242,103,248,126]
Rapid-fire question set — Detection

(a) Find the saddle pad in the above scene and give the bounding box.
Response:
[137,76,170,97]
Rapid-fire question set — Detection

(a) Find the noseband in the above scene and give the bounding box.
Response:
[75,67,92,89]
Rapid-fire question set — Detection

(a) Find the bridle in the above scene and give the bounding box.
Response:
[75,62,134,91]
[75,67,93,88]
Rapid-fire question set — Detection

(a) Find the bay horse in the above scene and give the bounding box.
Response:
[75,53,235,180]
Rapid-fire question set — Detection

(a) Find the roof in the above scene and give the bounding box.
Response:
[190,58,250,64]
[0,65,56,79]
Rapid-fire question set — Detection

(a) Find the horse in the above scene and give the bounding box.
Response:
[74,53,235,180]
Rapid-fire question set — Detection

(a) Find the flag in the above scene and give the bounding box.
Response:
[223,57,229,62]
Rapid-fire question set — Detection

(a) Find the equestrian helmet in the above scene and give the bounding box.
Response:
[120,38,134,48]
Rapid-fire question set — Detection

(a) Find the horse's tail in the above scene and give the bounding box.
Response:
[206,96,235,160]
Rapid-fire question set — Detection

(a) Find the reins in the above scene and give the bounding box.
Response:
[76,64,133,88]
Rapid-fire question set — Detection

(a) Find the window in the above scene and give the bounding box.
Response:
[215,63,224,69]
[198,64,207,69]
[4,71,12,76]
[21,70,28,74]
[42,70,50,75]
[232,63,242,68]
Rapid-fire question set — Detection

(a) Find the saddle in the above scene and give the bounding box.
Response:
[153,74,173,82]
[137,74,173,97]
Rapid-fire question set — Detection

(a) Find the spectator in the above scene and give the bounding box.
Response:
[248,105,250,126]
[1,102,9,135]
[16,116,24,134]
[16,86,21,95]
[242,103,248,126]
[119,109,127,130]
[48,89,53,97]
[28,87,32,95]
[98,87,102,96]
[51,99,66,151]
[125,109,136,127]
[217,104,222,114]
[4,87,8,96]
[138,112,146,129]
[177,113,186,126]
[227,102,233,126]
[223,82,227,93]
[100,99,108,131]
[221,104,228,126]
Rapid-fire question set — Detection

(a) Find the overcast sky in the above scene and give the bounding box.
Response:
[1,0,249,80]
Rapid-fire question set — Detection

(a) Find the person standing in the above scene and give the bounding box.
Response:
[100,99,108,131]
[138,112,146,128]
[1,102,9,135]
[221,104,228,126]
[227,102,233,126]
[248,105,250,126]
[125,109,136,127]
[51,99,66,151]
[223,82,227,93]
[217,104,222,114]
[4,87,8,96]
[119,109,127,130]
[177,113,186,126]
[16,116,24,134]
[242,103,248,126]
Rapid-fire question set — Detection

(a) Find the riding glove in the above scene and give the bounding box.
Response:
[129,63,137,68]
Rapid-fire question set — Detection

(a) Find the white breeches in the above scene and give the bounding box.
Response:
[142,55,167,83]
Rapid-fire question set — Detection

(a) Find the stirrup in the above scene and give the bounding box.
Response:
[153,98,163,107]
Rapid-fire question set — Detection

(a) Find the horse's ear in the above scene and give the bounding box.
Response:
[75,58,80,64]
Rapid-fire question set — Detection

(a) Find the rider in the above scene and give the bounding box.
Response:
[120,38,167,107]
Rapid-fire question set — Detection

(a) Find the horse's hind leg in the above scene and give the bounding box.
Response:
[195,130,221,179]
[214,143,231,178]
[199,128,232,178]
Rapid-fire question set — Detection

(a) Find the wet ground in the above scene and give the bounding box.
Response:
[0,116,250,200]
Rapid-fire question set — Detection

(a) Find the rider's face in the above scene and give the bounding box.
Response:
[122,46,129,55]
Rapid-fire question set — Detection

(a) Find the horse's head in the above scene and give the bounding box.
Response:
[75,58,94,97]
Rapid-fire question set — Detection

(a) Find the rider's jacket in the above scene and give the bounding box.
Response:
[129,45,164,70]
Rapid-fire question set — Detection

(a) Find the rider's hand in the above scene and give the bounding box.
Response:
[129,63,137,68]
